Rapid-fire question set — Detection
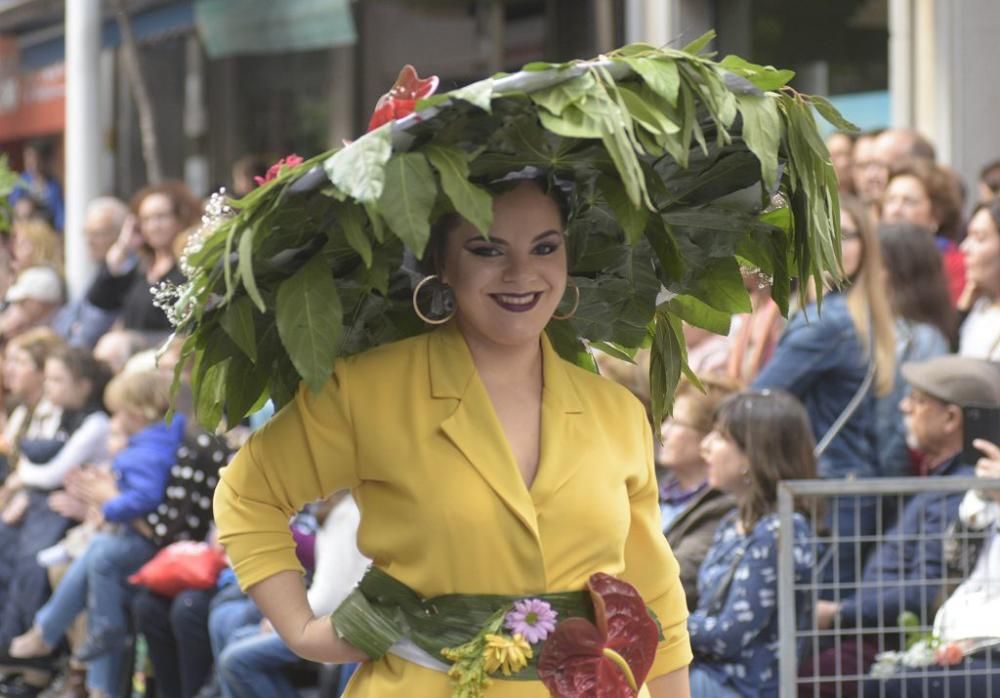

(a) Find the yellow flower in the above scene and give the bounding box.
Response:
[481,633,533,676]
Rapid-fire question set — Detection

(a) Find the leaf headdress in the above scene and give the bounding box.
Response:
[165,31,853,431]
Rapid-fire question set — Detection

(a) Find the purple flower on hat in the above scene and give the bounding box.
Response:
[505,598,558,644]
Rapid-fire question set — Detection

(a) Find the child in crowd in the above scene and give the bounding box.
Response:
[9,370,185,698]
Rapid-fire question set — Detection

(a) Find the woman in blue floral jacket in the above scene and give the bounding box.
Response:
[687,391,817,698]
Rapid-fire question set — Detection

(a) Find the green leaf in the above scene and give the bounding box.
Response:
[530,72,596,116]
[598,175,648,245]
[337,204,373,268]
[323,123,393,204]
[451,78,494,113]
[424,144,493,236]
[237,225,266,312]
[616,84,680,138]
[667,294,732,335]
[682,29,716,56]
[219,296,258,363]
[224,352,269,426]
[650,307,683,427]
[688,257,752,314]
[194,356,227,432]
[719,55,795,91]
[646,215,684,285]
[810,95,860,133]
[378,152,438,257]
[537,104,606,139]
[622,57,680,107]
[591,341,637,363]
[737,94,782,191]
[276,255,343,393]
[365,202,385,243]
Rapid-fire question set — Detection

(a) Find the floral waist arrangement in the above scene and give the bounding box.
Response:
[331,566,663,697]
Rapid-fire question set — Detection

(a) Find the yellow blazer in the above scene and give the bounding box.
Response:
[215,323,692,696]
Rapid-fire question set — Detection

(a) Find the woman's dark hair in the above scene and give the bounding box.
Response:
[421,176,571,276]
[887,158,962,241]
[878,222,958,348]
[713,390,818,530]
[48,346,114,413]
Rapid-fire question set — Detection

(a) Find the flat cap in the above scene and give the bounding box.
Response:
[901,355,1000,408]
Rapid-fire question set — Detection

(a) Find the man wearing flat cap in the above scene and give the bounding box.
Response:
[803,355,1000,697]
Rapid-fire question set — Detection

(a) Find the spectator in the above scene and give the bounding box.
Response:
[86,181,201,336]
[51,197,129,348]
[875,222,956,477]
[684,323,730,376]
[658,375,739,611]
[0,347,111,636]
[230,155,270,198]
[725,272,783,384]
[802,355,1000,698]
[754,195,896,590]
[826,131,856,194]
[851,129,887,210]
[0,266,65,341]
[978,159,1000,205]
[958,200,1000,360]
[863,438,1000,697]
[10,219,62,276]
[688,390,817,698]
[882,158,966,304]
[873,128,937,167]
[8,140,64,232]
[9,370,185,698]
[92,329,149,376]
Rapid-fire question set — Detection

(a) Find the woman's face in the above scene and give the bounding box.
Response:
[441,182,567,350]
[4,347,44,399]
[11,228,35,269]
[840,208,863,279]
[657,395,707,475]
[960,208,1000,295]
[138,193,181,253]
[700,427,750,495]
[882,175,938,232]
[43,358,90,410]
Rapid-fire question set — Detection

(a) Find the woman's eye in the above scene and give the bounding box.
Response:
[468,245,501,257]
[534,242,559,255]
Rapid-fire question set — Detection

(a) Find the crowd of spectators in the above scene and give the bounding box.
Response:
[0,125,998,698]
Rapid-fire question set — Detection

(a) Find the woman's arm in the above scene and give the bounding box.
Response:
[648,665,691,698]
[248,570,368,664]
[16,413,109,490]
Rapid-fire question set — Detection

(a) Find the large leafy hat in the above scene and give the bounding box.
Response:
[165,31,852,431]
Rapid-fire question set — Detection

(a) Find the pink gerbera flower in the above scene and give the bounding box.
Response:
[505,599,558,644]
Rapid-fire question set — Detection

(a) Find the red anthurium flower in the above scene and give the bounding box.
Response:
[366,64,440,133]
[537,573,660,698]
[254,154,305,186]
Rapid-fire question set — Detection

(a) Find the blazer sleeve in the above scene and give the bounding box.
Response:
[214,360,362,592]
[620,398,693,680]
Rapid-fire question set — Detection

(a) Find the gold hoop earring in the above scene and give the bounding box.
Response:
[412,275,456,325]
[552,281,580,321]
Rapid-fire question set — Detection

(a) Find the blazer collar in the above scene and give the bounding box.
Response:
[428,323,585,540]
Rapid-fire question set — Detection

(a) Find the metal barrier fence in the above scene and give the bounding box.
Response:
[777,476,1000,697]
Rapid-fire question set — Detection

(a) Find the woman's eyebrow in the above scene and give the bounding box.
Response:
[464,229,561,245]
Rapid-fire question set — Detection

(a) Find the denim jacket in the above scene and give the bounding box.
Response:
[753,293,878,479]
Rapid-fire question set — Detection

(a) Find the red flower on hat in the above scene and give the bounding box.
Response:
[537,573,660,697]
[366,65,439,133]
[254,154,305,186]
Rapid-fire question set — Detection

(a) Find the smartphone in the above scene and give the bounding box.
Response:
[961,405,1000,465]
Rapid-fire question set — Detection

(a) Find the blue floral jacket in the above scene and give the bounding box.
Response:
[689,511,814,698]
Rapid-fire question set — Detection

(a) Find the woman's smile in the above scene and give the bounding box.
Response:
[490,291,543,312]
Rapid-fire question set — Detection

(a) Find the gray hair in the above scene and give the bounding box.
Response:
[86,196,129,235]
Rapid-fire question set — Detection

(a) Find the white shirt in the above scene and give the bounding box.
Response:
[959,298,1000,360]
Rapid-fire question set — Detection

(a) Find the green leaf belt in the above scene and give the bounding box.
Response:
[330,566,594,680]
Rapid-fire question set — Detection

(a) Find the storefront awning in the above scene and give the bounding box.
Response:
[194,0,356,59]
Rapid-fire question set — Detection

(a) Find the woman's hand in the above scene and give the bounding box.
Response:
[957,279,982,313]
[973,439,1000,502]
[106,214,142,274]
[48,490,90,522]
[67,469,119,506]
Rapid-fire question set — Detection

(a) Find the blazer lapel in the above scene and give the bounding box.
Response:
[527,331,585,504]
[429,325,541,539]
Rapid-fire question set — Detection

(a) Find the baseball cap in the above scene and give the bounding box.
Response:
[5,266,64,304]
[901,355,1000,408]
